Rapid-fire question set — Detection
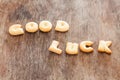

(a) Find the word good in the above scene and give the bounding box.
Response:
[9,20,69,35]
[48,40,112,54]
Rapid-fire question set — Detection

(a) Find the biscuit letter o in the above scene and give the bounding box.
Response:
[25,22,39,33]
[39,21,52,32]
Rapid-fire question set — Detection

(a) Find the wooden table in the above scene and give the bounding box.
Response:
[0,0,120,80]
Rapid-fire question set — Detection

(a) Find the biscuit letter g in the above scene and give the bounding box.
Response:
[9,24,24,35]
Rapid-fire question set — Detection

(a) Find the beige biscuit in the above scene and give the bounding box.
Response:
[80,41,94,53]
[98,40,112,54]
[39,21,52,32]
[9,24,24,36]
[48,40,62,54]
[55,20,69,32]
[66,42,78,54]
[25,22,39,33]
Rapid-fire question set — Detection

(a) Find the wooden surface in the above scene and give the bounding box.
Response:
[0,0,120,80]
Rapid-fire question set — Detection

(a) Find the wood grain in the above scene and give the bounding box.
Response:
[0,0,120,80]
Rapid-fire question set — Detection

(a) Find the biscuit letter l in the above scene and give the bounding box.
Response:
[48,40,62,54]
